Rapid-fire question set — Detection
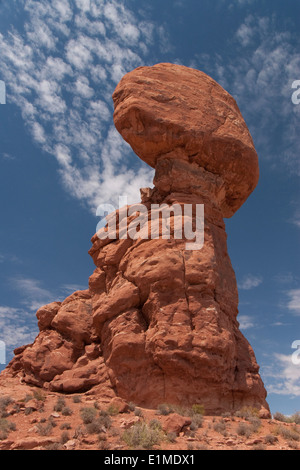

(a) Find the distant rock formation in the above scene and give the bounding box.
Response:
[4,63,270,417]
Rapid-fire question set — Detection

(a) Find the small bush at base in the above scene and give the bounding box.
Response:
[264,434,278,445]
[123,422,163,450]
[156,403,174,416]
[213,419,227,434]
[80,407,97,424]
[191,404,205,416]
[236,422,252,438]
[53,397,66,412]
[279,426,300,442]
[0,417,16,440]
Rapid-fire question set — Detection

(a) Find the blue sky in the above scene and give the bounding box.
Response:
[0,0,299,415]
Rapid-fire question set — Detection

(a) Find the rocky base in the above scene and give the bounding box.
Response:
[2,63,271,418]
[4,166,270,417]
[0,377,297,451]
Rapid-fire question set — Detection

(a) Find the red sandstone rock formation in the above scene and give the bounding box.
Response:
[3,63,270,417]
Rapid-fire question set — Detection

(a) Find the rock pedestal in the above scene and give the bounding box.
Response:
[3,64,270,417]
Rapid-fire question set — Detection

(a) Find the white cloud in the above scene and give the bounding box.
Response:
[0,0,157,213]
[32,122,46,144]
[265,353,300,397]
[290,209,300,229]
[286,289,300,315]
[11,277,54,311]
[61,283,88,294]
[0,305,38,350]
[238,274,263,290]
[238,314,255,330]
[75,0,91,13]
[196,14,300,174]
[236,16,255,46]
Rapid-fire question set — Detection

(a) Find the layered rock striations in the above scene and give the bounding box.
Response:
[3,63,270,417]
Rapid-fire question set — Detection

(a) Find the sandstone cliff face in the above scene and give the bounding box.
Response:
[4,64,270,417]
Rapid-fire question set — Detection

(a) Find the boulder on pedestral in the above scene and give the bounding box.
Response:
[113,62,259,217]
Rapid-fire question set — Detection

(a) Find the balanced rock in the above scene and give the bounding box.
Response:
[2,63,270,417]
[113,62,259,217]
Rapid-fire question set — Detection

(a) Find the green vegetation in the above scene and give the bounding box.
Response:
[122,421,163,450]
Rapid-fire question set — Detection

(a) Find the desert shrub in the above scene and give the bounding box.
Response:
[23,394,34,403]
[61,406,73,416]
[156,403,174,416]
[98,439,110,450]
[279,426,300,442]
[36,421,54,436]
[189,422,198,431]
[248,416,261,432]
[86,418,105,434]
[273,412,290,422]
[274,411,300,424]
[236,422,252,438]
[60,422,72,430]
[264,434,278,445]
[291,412,300,424]
[133,407,143,417]
[48,416,57,428]
[33,389,46,402]
[0,397,13,418]
[167,432,177,443]
[123,422,163,449]
[45,442,63,450]
[80,407,97,424]
[287,440,299,450]
[85,412,112,434]
[191,404,205,416]
[53,397,66,412]
[196,444,209,450]
[128,402,136,412]
[107,404,119,416]
[0,418,16,440]
[72,395,82,403]
[252,443,266,451]
[235,407,259,419]
[190,415,204,431]
[149,419,162,431]
[213,419,227,434]
[60,431,70,444]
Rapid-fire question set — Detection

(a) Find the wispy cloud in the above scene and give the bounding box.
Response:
[61,283,88,295]
[290,208,300,229]
[0,305,38,351]
[195,14,300,174]
[238,274,263,290]
[10,277,54,311]
[0,0,156,212]
[286,289,300,315]
[238,314,255,330]
[264,352,300,397]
